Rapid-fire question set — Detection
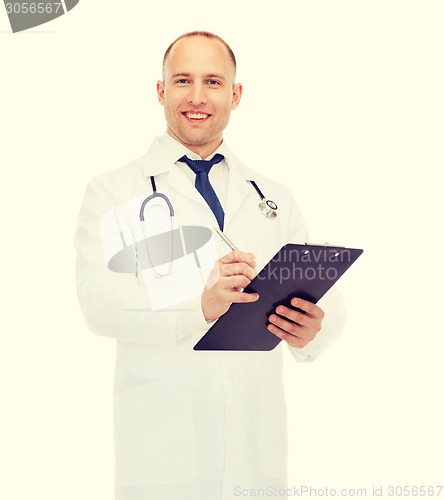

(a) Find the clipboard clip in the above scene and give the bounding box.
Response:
[304,242,346,248]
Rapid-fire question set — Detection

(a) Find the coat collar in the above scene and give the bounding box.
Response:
[141,134,236,176]
[141,135,253,229]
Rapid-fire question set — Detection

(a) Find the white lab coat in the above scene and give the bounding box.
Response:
[74,137,346,500]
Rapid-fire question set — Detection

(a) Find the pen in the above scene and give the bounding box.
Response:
[213,227,239,251]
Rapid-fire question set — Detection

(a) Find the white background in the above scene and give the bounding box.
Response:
[1,1,443,498]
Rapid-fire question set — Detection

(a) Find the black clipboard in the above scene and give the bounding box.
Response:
[194,243,363,351]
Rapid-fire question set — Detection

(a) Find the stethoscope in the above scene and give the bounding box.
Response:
[139,176,278,224]
[247,180,278,219]
[139,176,175,222]
[139,176,175,277]
[138,176,277,277]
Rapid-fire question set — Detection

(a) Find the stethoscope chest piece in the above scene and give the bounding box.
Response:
[259,199,278,218]
[249,180,278,219]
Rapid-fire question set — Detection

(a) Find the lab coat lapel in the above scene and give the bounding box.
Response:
[166,166,207,208]
[142,137,208,209]
[142,137,252,228]
[224,159,251,231]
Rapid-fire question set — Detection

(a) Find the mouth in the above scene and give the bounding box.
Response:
[182,112,211,121]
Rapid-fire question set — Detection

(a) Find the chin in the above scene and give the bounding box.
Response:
[181,133,214,147]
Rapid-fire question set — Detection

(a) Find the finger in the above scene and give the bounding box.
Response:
[267,323,308,348]
[223,275,251,290]
[273,305,310,328]
[290,297,324,319]
[231,291,260,303]
[219,250,256,268]
[220,262,257,280]
[268,314,307,340]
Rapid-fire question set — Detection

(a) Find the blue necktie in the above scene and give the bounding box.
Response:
[179,154,225,230]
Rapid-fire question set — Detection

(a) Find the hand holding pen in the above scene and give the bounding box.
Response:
[200,229,260,322]
[209,229,325,348]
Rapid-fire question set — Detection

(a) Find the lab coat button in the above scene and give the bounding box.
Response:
[225,370,237,382]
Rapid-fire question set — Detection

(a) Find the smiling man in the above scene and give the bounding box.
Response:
[75,31,346,500]
[158,34,242,159]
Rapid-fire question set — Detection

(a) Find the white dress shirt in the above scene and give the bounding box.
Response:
[158,133,230,208]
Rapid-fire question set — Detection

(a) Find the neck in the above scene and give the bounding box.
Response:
[167,129,223,159]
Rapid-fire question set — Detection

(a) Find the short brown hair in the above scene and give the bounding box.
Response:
[162,31,237,80]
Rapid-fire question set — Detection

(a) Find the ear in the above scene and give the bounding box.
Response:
[231,83,243,110]
[157,81,165,105]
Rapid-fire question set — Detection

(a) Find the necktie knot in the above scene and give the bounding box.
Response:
[179,154,224,175]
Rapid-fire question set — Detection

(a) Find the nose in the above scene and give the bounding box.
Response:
[187,82,207,106]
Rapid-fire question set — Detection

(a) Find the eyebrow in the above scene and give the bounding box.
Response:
[205,74,226,80]
[170,72,226,81]
[171,72,191,79]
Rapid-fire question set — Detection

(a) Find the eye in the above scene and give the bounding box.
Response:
[207,80,222,87]
[175,79,190,85]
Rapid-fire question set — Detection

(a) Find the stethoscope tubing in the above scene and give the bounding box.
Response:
[248,180,278,218]
[139,176,175,221]
[139,176,278,223]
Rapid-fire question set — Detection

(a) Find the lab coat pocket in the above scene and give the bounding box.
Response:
[258,384,288,479]
[114,374,197,486]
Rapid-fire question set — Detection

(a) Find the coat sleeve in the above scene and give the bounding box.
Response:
[282,188,347,362]
[74,175,209,348]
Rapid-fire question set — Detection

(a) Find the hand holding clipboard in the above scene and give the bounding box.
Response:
[195,232,363,351]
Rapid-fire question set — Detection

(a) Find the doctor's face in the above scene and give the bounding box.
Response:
[157,36,242,159]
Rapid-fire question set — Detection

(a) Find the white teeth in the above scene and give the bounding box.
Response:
[185,113,209,119]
